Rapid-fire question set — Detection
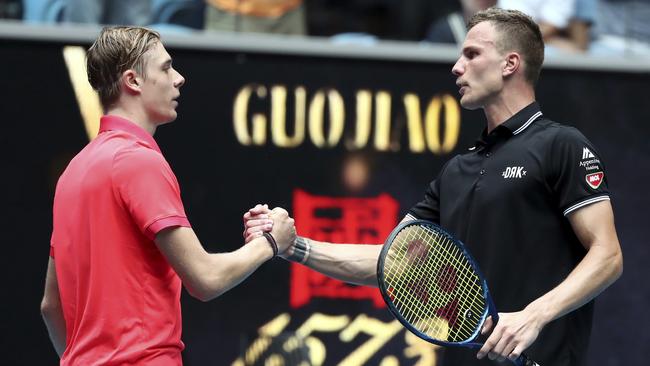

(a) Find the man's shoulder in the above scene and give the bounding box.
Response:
[112,137,165,165]
[436,154,464,178]
[99,140,170,190]
[440,153,463,165]
[530,118,588,143]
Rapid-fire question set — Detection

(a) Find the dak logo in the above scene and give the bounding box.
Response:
[586,171,604,189]
[501,166,527,179]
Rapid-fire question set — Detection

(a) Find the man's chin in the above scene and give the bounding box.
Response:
[459,98,480,111]
[156,114,177,126]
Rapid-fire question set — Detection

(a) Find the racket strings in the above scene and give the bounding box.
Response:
[418,228,484,341]
[435,236,485,340]
[383,225,486,343]
[387,230,479,342]
[393,237,441,327]
[385,228,445,334]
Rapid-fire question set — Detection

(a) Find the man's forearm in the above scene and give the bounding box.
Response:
[283,217,414,286]
[42,258,66,357]
[42,307,66,357]
[200,237,275,300]
[476,238,622,361]
[291,238,382,287]
[477,201,623,360]
[528,201,624,326]
[525,242,623,326]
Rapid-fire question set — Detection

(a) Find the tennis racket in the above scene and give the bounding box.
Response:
[377,220,540,366]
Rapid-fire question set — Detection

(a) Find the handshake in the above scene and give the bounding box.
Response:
[242,204,300,260]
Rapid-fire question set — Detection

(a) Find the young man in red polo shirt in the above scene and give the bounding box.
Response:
[40,26,295,365]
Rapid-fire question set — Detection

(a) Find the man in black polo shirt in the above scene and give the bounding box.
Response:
[243,8,623,366]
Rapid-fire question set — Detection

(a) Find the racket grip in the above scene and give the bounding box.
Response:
[514,353,540,366]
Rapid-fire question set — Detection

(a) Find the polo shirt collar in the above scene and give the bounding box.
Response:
[99,115,162,154]
[474,102,543,149]
[500,101,543,136]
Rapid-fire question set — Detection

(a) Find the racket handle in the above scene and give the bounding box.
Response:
[514,353,540,366]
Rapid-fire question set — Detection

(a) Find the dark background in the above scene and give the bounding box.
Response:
[0,37,647,365]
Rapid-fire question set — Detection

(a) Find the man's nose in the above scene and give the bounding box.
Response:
[175,70,185,88]
[452,59,464,76]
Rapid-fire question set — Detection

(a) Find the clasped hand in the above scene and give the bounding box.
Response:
[243,204,295,256]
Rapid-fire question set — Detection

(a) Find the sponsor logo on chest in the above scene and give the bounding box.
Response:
[501,166,527,179]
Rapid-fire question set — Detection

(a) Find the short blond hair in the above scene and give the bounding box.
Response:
[86,26,161,109]
[468,8,544,85]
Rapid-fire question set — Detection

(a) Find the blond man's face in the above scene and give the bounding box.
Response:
[139,42,185,125]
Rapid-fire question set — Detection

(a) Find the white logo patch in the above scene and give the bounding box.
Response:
[579,147,601,171]
[501,166,527,179]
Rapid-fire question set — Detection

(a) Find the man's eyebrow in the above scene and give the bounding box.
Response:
[461,45,480,54]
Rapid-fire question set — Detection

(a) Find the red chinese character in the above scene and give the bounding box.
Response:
[290,189,399,308]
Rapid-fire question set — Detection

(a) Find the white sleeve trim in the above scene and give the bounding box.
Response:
[563,195,610,216]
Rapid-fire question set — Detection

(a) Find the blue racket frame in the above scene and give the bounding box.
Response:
[377,220,536,366]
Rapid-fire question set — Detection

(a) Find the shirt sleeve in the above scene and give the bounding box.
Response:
[112,147,191,240]
[549,127,610,216]
[408,160,451,223]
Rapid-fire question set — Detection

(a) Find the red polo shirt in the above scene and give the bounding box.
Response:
[50,115,191,365]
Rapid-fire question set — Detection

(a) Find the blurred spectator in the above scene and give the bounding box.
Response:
[0,0,21,19]
[63,0,151,26]
[500,0,650,55]
[305,0,396,40]
[425,0,496,44]
[567,0,597,51]
[590,0,650,55]
[204,0,306,35]
[498,0,592,53]
[23,0,65,23]
[149,0,205,30]
[499,0,576,39]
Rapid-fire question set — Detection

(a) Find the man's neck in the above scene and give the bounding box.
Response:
[482,86,535,133]
[105,107,157,136]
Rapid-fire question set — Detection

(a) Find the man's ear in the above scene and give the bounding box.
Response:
[503,52,521,77]
[121,69,141,95]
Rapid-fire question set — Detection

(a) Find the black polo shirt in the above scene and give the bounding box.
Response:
[408,102,610,366]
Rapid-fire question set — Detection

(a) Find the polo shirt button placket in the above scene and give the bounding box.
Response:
[479,169,486,175]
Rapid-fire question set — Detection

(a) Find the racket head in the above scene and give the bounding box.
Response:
[377,219,495,348]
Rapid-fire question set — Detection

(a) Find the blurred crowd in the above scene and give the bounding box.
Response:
[1,0,649,55]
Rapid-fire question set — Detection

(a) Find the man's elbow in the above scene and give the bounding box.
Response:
[601,243,623,287]
[187,288,216,302]
[611,249,623,282]
[185,280,224,302]
[179,259,235,302]
[40,297,60,320]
